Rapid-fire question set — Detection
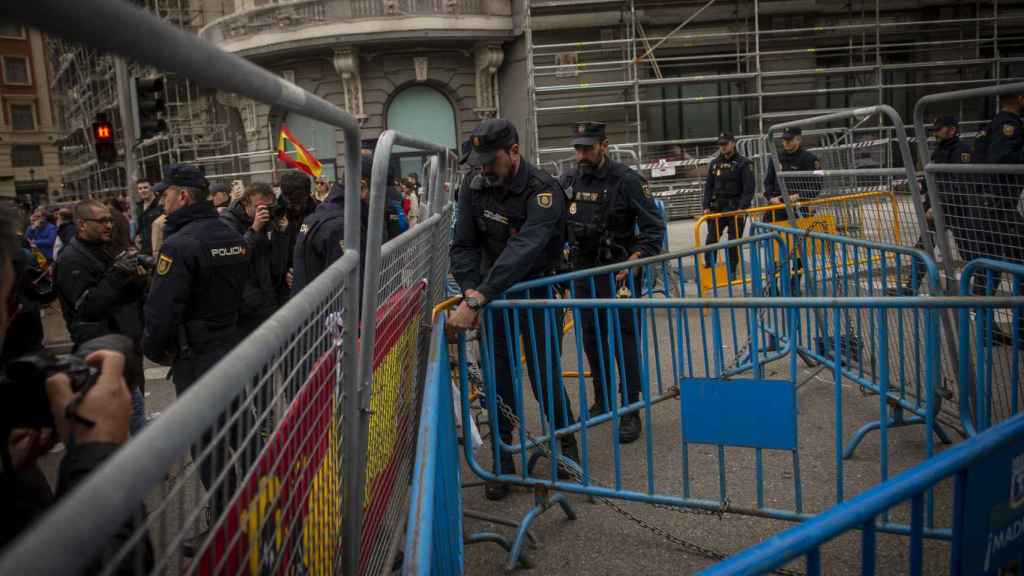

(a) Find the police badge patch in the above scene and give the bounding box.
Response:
[537,192,553,208]
[814,160,822,170]
[1004,123,1017,137]
[157,254,173,275]
[569,202,577,215]
[962,152,972,162]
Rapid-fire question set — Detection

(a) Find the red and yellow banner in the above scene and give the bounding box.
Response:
[277,123,323,178]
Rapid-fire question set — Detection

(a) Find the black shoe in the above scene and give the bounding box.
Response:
[619,412,642,444]
[485,452,516,500]
[991,326,1023,348]
[557,435,580,481]
[588,403,608,419]
[885,286,916,297]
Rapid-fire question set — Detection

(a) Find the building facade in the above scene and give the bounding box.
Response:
[0,23,59,206]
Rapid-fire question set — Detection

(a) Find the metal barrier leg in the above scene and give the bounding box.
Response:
[842,406,953,460]
[506,487,577,572]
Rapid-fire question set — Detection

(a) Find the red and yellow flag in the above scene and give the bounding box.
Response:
[277,124,323,178]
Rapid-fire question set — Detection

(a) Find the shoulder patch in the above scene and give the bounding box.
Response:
[1004,123,1017,137]
[299,223,310,235]
[814,160,822,170]
[537,192,553,208]
[961,152,972,162]
[157,254,173,276]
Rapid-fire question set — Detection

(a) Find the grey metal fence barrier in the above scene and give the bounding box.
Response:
[913,82,1024,431]
[0,1,369,574]
[353,132,455,575]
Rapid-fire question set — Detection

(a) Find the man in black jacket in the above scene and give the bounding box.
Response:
[220,182,290,337]
[55,199,148,435]
[134,180,162,256]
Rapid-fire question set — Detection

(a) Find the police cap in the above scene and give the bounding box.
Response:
[718,132,736,144]
[469,118,518,165]
[933,115,959,129]
[571,121,607,147]
[153,163,208,194]
[782,126,802,139]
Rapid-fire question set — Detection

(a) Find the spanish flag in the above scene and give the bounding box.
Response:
[277,124,323,178]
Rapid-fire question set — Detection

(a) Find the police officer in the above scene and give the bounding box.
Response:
[977,94,1024,345]
[763,126,820,222]
[703,132,755,274]
[292,155,374,295]
[560,121,664,443]
[142,164,249,555]
[449,118,578,500]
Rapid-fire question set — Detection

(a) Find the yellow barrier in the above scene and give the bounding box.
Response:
[694,190,903,294]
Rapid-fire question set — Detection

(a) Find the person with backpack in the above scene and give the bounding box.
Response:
[560,121,665,444]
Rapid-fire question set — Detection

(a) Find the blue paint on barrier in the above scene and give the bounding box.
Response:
[680,377,798,451]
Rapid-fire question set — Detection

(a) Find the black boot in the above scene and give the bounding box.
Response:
[485,450,515,501]
[619,412,642,444]
[556,435,580,481]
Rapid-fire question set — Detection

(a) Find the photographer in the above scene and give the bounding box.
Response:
[54,200,148,435]
[1,205,152,570]
[220,182,290,337]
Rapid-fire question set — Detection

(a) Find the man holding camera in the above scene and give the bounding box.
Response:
[220,182,290,338]
[54,199,149,435]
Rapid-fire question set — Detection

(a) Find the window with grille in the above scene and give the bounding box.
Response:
[2,56,31,85]
[11,145,43,167]
[9,103,36,131]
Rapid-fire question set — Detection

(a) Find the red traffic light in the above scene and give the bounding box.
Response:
[93,120,114,142]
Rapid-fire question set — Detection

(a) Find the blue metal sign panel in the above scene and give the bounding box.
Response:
[680,378,797,451]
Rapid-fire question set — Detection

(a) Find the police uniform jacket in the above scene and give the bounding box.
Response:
[220,202,289,324]
[55,237,145,347]
[925,135,972,213]
[291,182,375,296]
[764,148,820,200]
[560,158,665,265]
[703,152,755,211]
[450,159,564,302]
[143,201,250,364]
[984,110,1024,164]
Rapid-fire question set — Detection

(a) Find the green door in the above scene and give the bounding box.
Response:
[386,85,457,181]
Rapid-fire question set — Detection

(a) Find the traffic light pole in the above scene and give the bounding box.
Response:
[114,57,139,209]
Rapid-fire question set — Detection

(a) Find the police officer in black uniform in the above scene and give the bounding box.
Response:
[291,155,374,294]
[141,164,249,554]
[703,132,755,274]
[763,127,820,222]
[449,118,578,500]
[976,94,1024,345]
[559,121,664,443]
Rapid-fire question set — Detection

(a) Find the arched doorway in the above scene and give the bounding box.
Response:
[282,112,339,181]
[386,85,457,181]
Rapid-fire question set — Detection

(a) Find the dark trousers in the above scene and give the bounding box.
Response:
[574,273,644,408]
[705,211,746,273]
[484,286,575,439]
[173,344,248,518]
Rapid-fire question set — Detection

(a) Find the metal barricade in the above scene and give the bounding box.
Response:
[913,82,1024,433]
[702,409,1024,576]
[449,234,955,570]
[403,314,464,576]
[357,132,455,575]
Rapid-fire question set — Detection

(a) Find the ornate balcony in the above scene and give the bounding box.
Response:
[200,0,514,58]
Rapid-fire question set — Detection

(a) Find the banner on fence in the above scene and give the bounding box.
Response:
[958,435,1024,574]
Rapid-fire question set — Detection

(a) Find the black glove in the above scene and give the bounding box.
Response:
[111,250,143,277]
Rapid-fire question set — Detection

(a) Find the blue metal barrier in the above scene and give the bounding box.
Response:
[958,259,1024,436]
[752,221,952,458]
[453,229,979,569]
[700,410,1024,576]
[404,316,463,575]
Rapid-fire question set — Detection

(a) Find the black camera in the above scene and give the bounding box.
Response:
[1,334,140,430]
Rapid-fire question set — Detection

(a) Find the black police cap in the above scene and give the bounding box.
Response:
[933,116,959,129]
[153,163,208,194]
[469,118,518,165]
[572,121,607,147]
[718,132,736,144]
[782,127,802,139]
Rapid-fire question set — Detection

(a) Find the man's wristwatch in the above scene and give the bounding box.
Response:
[465,295,483,311]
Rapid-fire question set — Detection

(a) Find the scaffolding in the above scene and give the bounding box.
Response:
[47,0,237,201]
[526,0,1024,218]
